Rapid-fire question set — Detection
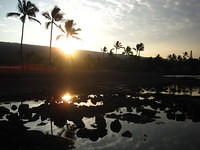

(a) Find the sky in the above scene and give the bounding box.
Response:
[0,0,200,57]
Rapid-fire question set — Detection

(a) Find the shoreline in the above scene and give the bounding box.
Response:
[0,70,199,100]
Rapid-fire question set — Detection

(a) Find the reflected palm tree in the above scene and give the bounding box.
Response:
[42,6,64,65]
[114,41,123,54]
[6,0,40,66]
[56,20,81,40]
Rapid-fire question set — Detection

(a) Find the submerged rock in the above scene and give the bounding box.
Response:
[121,131,132,138]
[11,105,17,111]
[110,120,122,133]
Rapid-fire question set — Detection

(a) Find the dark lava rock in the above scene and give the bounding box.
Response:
[110,120,121,133]
[176,114,186,121]
[76,128,107,141]
[0,106,10,118]
[11,105,17,111]
[122,131,132,138]
[18,104,32,119]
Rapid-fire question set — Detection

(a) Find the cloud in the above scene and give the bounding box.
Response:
[0,23,5,27]
[4,0,199,56]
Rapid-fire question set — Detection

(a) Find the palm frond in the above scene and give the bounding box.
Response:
[28,16,41,24]
[51,6,61,18]
[18,0,23,8]
[26,2,39,17]
[45,21,51,29]
[52,22,65,32]
[20,15,26,23]
[6,12,21,17]
[72,36,80,40]
[54,13,64,21]
[75,28,81,32]
[17,0,24,13]
[65,20,74,32]
[27,2,39,13]
[59,24,65,33]
[22,0,27,11]
[56,35,63,40]
[42,12,51,20]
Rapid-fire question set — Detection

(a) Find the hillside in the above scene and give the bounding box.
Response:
[0,42,106,65]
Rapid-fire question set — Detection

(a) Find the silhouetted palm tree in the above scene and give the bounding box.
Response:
[183,51,188,60]
[109,48,114,56]
[102,46,107,53]
[172,53,177,61]
[136,43,144,56]
[189,50,193,59]
[122,46,133,56]
[101,46,107,57]
[177,55,183,61]
[114,41,123,54]
[42,6,64,65]
[57,20,81,40]
[167,54,172,60]
[155,54,162,60]
[132,47,137,56]
[7,0,40,65]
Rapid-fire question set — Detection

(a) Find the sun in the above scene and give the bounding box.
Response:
[55,38,77,54]
[62,93,72,103]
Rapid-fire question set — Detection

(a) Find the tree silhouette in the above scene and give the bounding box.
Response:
[122,46,133,56]
[183,52,188,60]
[135,43,144,56]
[177,55,183,61]
[102,46,107,53]
[114,41,123,54]
[109,49,114,56]
[42,6,64,65]
[101,46,107,57]
[167,54,172,60]
[172,53,177,61]
[189,50,193,59]
[7,0,40,65]
[155,54,162,60]
[56,19,81,48]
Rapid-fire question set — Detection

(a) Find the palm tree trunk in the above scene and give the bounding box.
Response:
[116,48,117,54]
[50,118,53,135]
[49,20,53,65]
[20,21,25,68]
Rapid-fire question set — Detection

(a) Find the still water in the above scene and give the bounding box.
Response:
[0,78,200,150]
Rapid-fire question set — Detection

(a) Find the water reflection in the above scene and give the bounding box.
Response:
[0,83,200,149]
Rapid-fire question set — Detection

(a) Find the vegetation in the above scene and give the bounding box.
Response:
[5,2,200,75]
[6,0,40,65]
[133,43,144,56]
[42,6,64,65]
[114,41,123,54]
[56,20,81,40]
[122,46,133,56]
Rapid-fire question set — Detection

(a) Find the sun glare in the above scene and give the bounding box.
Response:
[55,38,78,55]
[62,93,72,102]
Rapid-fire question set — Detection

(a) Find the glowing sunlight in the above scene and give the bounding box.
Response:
[56,38,77,55]
[62,93,72,103]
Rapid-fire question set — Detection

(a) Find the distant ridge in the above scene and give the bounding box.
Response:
[0,41,105,65]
